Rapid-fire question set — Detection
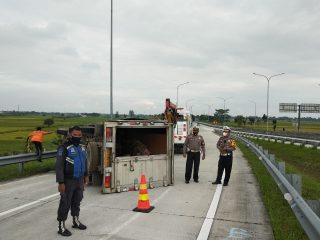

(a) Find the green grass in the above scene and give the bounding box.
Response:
[0,158,56,182]
[237,141,309,240]
[249,138,320,200]
[0,114,107,181]
[0,115,106,155]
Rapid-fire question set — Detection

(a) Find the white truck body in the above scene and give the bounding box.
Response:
[174,109,192,152]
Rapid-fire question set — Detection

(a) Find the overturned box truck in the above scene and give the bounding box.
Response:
[57,120,174,193]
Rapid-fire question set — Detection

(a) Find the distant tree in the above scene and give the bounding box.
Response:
[242,117,247,127]
[214,109,230,124]
[44,118,54,127]
[272,119,277,131]
[234,115,245,127]
[129,110,135,118]
[248,117,255,125]
[115,111,119,119]
[262,114,267,122]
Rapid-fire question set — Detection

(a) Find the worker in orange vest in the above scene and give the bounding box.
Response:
[28,127,52,162]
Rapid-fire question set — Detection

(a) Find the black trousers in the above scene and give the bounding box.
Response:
[32,141,43,159]
[215,155,233,184]
[185,152,200,181]
[57,178,84,221]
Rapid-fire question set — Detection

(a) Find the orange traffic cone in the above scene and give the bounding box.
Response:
[133,174,154,213]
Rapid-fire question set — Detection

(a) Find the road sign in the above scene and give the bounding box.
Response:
[279,103,297,112]
[300,104,320,113]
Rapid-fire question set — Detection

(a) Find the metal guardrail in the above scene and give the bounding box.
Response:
[198,122,320,148]
[0,151,57,166]
[237,136,320,240]
[200,122,320,240]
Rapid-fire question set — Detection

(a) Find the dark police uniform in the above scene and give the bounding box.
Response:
[183,133,206,182]
[56,140,88,222]
[214,135,236,185]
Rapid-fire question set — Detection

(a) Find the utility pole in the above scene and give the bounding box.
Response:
[110,0,113,118]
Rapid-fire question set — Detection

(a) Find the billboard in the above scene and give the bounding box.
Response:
[300,103,320,113]
[279,103,297,112]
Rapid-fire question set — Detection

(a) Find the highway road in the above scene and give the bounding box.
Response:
[0,126,274,240]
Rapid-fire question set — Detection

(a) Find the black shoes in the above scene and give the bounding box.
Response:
[185,180,190,184]
[212,181,222,185]
[72,216,87,230]
[58,217,87,237]
[58,221,72,237]
[194,179,199,183]
[223,182,228,186]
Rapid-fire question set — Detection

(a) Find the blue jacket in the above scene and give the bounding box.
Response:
[56,140,88,183]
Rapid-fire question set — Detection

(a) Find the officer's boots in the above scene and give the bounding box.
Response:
[58,221,72,237]
[72,216,87,230]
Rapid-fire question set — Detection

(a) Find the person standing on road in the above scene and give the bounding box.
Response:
[183,127,206,183]
[56,126,89,237]
[28,127,52,162]
[212,126,236,186]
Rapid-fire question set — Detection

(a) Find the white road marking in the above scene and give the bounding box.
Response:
[100,187,172,240]
[0,174,52,188]
[0,193,59,218]
[197,174,224,240]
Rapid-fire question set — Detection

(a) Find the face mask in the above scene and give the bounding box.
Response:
[223,132,228,137]
[71,136,81,145]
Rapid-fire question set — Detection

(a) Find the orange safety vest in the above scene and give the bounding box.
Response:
[29,130,49,142]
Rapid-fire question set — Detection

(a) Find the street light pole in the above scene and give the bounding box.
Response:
[185,98,194,110]
[176,82,190,107]
[248,100,257,127]
[217,97,232,125]
[110,0,113,118]
[253,72,284,132]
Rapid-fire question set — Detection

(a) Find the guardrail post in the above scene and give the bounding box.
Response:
[306,200,320,218]
[285,174,302,195]
[277,162,286,175]
[263,149,269,156]
[18,162,24,174]
[269,154,275,165]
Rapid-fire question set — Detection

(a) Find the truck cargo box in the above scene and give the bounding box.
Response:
[59,120,174,194]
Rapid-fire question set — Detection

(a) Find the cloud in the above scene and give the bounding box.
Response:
[0,0,320,117]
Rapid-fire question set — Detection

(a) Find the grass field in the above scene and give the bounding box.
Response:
[0,115,107,155]
[237,141,309,240]
[0,114,107,181]
[248,138,320,200]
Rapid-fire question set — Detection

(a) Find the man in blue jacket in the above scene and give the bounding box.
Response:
[56,126,89,237]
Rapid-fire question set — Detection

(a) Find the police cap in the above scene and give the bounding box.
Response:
[223,126,231,132]
[193,127,199,132]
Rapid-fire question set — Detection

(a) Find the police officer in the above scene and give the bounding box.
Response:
[56,126,89,237]
[212,126,236,186]
[183,127,206,183]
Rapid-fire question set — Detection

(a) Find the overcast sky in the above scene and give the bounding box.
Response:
[1,0,320,117]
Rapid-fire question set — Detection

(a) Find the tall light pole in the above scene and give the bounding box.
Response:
[205,104,212,121]
[109,0,114,118]
[217,97,232,125]
[248,100,256,127]
[253,72,285,131]
[185,98,194,110]
[176,82,189,107]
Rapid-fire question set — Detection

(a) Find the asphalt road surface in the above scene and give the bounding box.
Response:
[0,126,274,240]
